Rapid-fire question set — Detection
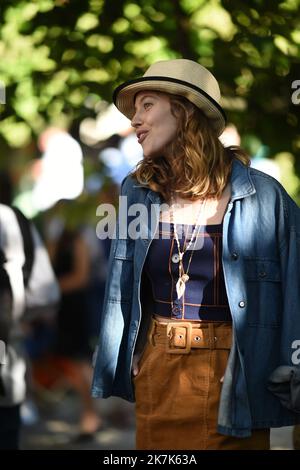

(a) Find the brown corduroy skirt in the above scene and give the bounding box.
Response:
[133,319,270,450]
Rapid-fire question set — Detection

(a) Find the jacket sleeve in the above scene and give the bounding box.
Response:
[91,175,131,396]
[267,193,300,411]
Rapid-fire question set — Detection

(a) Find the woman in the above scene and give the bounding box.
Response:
[92,59,300,450]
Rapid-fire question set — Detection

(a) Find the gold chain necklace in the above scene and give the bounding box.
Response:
[170,194,207,300]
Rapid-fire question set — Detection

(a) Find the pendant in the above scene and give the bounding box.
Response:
[172,253,180,263]
[176,274,189,299]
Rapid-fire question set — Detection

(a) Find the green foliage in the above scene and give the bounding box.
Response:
[0,0,299,182]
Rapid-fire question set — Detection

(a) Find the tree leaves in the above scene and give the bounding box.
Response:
[0,0,299,172]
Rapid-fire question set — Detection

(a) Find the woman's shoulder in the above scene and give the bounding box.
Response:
[249,165,282,186]
[249,166,300,222]
[120,173,149,195]
[121,173,135,187]
[249,165,293,198]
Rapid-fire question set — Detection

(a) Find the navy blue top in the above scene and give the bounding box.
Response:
[143,221,232,322]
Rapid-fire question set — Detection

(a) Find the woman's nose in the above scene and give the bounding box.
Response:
[131,110,142,128]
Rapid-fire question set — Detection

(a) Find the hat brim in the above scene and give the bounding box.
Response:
[113,76,227,136]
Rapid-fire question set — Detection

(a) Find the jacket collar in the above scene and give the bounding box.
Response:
[133,158,256,204]
[229,158,256,201]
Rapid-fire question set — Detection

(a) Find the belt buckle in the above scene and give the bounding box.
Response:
[166,322,192,354]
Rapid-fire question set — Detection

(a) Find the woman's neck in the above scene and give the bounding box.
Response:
[171,182,231,205]
[160,183,231,225]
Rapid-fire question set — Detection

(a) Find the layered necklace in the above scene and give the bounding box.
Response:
[170,193,207,300]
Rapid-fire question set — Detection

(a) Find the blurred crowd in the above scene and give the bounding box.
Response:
[0,118,136,448]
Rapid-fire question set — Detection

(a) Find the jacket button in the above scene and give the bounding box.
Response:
[239,301,245,308]
[259,271,267,278]
[231,252,239,260]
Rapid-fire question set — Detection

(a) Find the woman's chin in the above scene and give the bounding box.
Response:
[143,149,165,159]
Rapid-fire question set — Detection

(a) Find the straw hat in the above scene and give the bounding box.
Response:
[113,59,226,136]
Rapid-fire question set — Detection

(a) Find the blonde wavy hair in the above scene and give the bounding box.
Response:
[130,93,250,203]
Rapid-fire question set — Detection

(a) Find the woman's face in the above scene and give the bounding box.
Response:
[131,91,178,158]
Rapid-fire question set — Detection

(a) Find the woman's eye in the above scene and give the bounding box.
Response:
[144,102,152,109]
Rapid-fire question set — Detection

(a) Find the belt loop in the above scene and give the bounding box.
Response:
[208,323,216,350]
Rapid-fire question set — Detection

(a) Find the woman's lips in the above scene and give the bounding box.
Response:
[138,131,148,144]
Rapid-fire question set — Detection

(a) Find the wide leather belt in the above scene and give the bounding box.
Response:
[148,318,232,354]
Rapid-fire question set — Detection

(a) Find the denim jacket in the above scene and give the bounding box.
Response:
[92,158,300,437]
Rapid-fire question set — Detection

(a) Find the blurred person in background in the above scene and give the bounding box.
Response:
[0,170,60,449]
[48,211,102,441]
